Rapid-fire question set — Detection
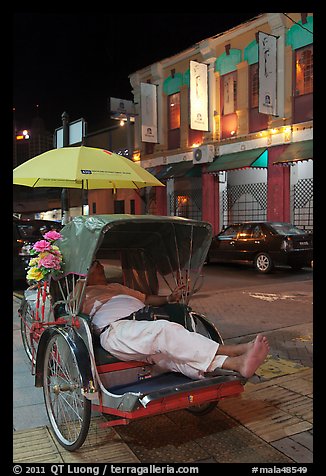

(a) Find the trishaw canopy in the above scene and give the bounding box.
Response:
[55,214,212,279]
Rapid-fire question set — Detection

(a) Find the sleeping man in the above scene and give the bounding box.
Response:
[82,260,269,380]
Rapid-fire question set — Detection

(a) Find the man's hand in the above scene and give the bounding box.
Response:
[167,284,186,303]
[144,284,186,306]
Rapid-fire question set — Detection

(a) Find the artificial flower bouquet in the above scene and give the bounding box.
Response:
[26,230,64,283]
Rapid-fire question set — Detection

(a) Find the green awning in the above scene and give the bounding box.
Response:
[273,140,313,165]
[207,147,268,172]
[157,161,202,180]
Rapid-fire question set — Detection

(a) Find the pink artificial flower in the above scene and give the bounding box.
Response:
[33,240,52,253]
[43,230,62,241]
[38,253,61,270]
[51,248,63,260]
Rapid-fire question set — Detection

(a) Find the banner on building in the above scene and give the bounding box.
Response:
[141,82,158,143]
[258,31,278,116]
[223,73,235,115]
[190,60,209,131]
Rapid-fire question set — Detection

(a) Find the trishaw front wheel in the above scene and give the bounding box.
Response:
[43,332,91,451]
[20,298,38,365]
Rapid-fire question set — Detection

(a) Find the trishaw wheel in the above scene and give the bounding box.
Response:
[186,401,217,416]
[43,333,91,451]
[20,298,38,365]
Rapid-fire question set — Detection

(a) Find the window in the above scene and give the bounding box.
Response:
[252,225,263,239]
[293,45,313,123]
[238,224,253,239]
[167,93,180,149]
[168,93,180,129]
[295,45,313,96]
[220,71,238,139]
[249,63,268,133]
[114,200,125,214]
[188,127,203,148]
[219,225,239,239]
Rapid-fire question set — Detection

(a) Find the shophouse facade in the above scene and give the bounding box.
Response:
[129,12,313,233]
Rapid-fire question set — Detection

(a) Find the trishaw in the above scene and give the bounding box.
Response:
[19,214,245,451]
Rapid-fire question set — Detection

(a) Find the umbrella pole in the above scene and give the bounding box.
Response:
[81,181,87,215]
[82,181,84,215]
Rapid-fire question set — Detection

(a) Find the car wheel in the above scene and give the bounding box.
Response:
[254,252,273,274]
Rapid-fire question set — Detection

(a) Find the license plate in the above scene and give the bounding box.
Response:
[299,241,309,246]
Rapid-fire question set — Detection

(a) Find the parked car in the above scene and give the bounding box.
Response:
[206,221,313,274]
[13,217,62,283]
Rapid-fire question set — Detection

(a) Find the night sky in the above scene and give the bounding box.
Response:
[13,12,262,133]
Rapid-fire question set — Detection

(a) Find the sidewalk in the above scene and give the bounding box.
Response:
[13,278,313,464]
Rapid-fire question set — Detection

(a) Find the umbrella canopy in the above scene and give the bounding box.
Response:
[13,146,164,190]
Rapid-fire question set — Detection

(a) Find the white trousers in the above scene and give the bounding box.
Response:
[100,319,227,379]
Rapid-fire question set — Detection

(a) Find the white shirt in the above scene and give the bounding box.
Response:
[91,294,145,331]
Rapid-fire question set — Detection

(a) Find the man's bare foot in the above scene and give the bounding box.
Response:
[205,334,270,378]
[217,339,255,357]
[238,334,270,378]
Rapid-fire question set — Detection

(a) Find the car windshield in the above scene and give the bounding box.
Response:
[16,222,60,240]
[269,223,306,236]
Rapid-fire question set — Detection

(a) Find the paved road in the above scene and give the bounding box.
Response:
[201,261,313,291]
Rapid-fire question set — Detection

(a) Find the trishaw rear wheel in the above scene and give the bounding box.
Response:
[186,401,217,416]
[43,333,91,451]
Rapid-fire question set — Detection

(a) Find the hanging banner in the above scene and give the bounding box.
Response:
[223,73,235,115]
[258,31,278,116]
[141,82,158,143]
[190,60,209,131]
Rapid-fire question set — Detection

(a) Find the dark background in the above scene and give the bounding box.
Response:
[13,12,262,132]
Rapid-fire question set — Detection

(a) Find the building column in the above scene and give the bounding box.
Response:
[135,191,143,214]
[155,186,167,216]
[202,170,219,234]
[267,145,290,222]
[236,61,249,136]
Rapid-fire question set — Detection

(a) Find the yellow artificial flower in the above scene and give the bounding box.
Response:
[26,267,45,282]
[28,257,40,267]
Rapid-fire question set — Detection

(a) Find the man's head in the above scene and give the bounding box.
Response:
[87,260,107,285]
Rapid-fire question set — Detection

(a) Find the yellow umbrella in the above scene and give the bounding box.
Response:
[13,146,164,190]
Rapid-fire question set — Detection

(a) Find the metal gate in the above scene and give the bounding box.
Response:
[292,178,313,232]
[168,188,202,220]
[222,182,267,227]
